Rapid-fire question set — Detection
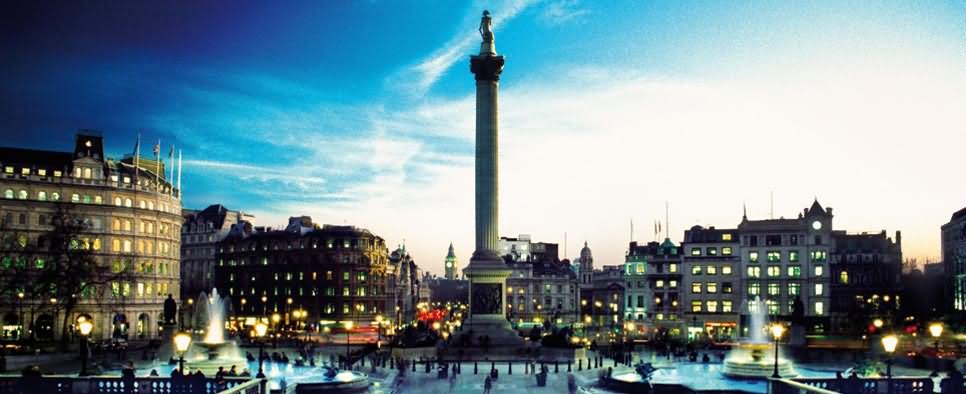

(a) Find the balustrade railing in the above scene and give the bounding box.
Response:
[771,376,947,394]
[0,375,264,394]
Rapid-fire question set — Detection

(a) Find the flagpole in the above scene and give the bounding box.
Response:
[134,133,141,184]
[155,139,161,190]
[177,150,182,198]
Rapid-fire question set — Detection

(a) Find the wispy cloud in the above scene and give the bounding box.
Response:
[539,0,589,25]
[394,0,538,97]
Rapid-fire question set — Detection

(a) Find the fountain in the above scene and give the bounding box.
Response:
[181,289,247,373]
[722,296,797,378]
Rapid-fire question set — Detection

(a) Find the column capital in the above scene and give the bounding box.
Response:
[470,55,505,81]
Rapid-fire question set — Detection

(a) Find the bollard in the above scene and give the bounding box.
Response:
[555,361,559,373]
[614,358,618,367]
[412,360,416,372]
[390,357,394,369]
[578,359,583,371]
[568,361,572,372]
[474,361,478,375]
[508,361,512,375]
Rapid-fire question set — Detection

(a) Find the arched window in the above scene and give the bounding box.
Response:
[37,191,47,201]
[139,200,145,209]
[3,189,12,199]
[17,190,27,200]
[148,201,154,210]
[71,194,80,203]
[83,168,91,179]
[124,198,132,208]
[114,197,121,206]
[51,192,60,201]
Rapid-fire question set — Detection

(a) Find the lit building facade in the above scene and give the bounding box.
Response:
[682,226,740,341]
[625,239,684,338]
[580,265,625,337]
[829,230,902,335]
[737,200,833,335]
[942,207,966,315]
[0,131,182,341]
[180,204,253,300]
[213,219,390,328]
[502,238,577,325]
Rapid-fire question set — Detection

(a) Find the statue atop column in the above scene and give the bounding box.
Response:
[478,10,496,55]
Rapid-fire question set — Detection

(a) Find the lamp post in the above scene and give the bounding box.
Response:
[770,323,785,378]
[78,318,93,376]
[344,321,354,369]
[882,334,898,394]
[375,315,384,342]
[16,292,24,342]
[929,323,943,374]
[254,322,267,378]
[271,313,280,348]
[174,332,191,375]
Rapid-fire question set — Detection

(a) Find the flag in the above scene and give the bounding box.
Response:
[133,134,141,181]
[153,140,161,156]
[168,145,175,182]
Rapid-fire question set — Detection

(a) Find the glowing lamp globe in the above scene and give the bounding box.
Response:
[881,334,898,353]
[930,323,943,338]
[345,321,354,330]
[873,319,884,328]
[255,322,268,338]
[79,321,93,336]
[174,333,192,353]
[770,324,785,340]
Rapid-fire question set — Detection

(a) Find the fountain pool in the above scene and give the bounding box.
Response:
[722,296,796,378]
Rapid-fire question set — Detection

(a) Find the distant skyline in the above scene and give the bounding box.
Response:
[2,1,964,275]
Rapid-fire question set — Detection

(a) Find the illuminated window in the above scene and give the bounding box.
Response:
[655,280,664,288]
[814,265,824,276]
[749,252,759,262]
[722,265,733,275]
[810,250,827,262]
[767,266,780,277]
[669,264,678,273]
[691,265,702,275]
[768,282,780,296]
[839,271,849,284]
[814,283,824,296]
[706,247,717,256]
[51,192,59,201]
[3,167,12,174]
[789,251,799,262]
[707,282,718,293]
[787,266,801,277]
[747,266,760,278]
[767,300,779,315]
[722,233,732,241]
[691,248,701,256]
[722,283,733,293]
[722,247,733,255]
[343,287,350,296]
[706,265,717,275]
[767,251,781,262]
[635,263,645,274]
[706,300,718,312]
[788,283,800,296]
[37,191,47,201]
[691,301,702,313]
[691,283,702,294]
[669,280,677,288]
[814,301,825,315]
[748,282,760,296]
[722,301,733,312]
[3,189,13,199]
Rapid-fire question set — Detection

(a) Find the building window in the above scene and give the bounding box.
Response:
[691,283,702,294]
[691,266,702,275]
[707,247,717,256]
[815,301,825,315]
[768,282,780,296]
[635,263,645,274]
[655,280,664,288]
[722,247,733,255]
[748,282,760,296]
[17,190,27,200]
[3,167,12,174]
[722,282,733,293]
[37,191,47,201]
[814,283,824,296]
[767,300,780,315]
[787,266,801,277]
[789,251,799,262]
[124,198,132,207]
[749,235,758,246]
[814,265,824,276]
[767,251,781,262]
[811,250,827,262]
[707,300,718,313]
[722,300,733,313]
[3,189,13,199]
[839,271,849,284]
[722,265,733,275]
[669,263,678,273]
[691,248,701,256]
[691,301,702,313]
[343,272,350,281]
[706,265,717,275]
[767,266,780,277]
[669,280,677,289]
[707,282,718,293]
[722,233,733,241]
[747,266,760,278]
[749,251,759,262]
[51,192,59,201]
[788,283,800,296]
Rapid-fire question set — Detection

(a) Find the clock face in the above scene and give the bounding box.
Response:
[445,262,452,267]
[811,220,822,230]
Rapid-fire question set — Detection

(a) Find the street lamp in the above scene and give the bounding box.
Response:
[375,315,384,342]
[78,318,94,376]
[770,324,785,379]
[271,313,281,348]
[873,318,884,329]
[929,323,943,374]
[174,332,192,375]
[254,322,268,378]
[882,334,898,394]
[344,321,354,369]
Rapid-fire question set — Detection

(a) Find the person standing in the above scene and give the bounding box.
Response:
[567,372,577,394]
[484,375,492,394]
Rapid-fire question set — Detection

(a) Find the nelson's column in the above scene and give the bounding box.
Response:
[462,10,524,346]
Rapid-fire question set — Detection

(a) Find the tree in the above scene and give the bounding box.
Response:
[10,204,136,349]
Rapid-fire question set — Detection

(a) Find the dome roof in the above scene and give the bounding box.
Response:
[580,241,592,259]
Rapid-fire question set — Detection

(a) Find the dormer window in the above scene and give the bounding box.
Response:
[38,169,46,177]
[21,168,30,176]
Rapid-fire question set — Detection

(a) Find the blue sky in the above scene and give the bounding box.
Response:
[2,1,964,273]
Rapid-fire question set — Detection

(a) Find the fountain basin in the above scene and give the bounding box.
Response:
[722,343,796,378]
[293,370,369,393]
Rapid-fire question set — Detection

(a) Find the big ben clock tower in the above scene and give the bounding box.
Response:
[444,243,458,280]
